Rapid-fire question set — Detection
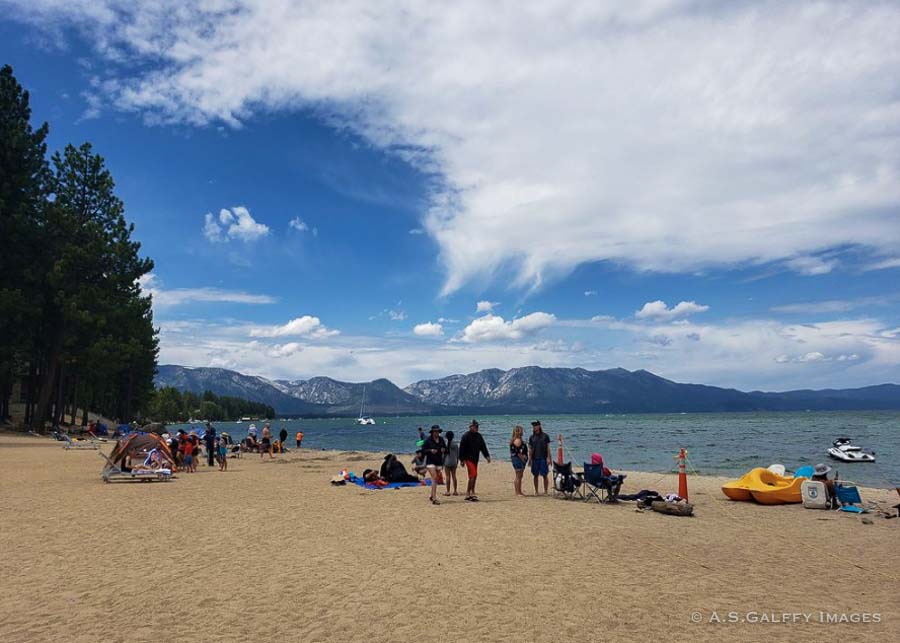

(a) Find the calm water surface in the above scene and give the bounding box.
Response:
[169,411,899,487]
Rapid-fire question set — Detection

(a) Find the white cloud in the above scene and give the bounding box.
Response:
[153,311,898,391]
[204,206,269,243]
[250,316,339,339]
[460,312,556,343]
[203,212,223,243]
[413,322,444,337]
[408,228,424,235]
[865,257,900,271]
[138,273,276,308]
[476,300,498,313]
[19,2,900,292]
[267,342,303,358]
[288,217,309,232]
[770,297,891,314]
[785,256,837,276]
[584,290,597,297]
[635,300,709,321]
[388,309,407,321]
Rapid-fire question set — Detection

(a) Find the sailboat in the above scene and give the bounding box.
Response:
[356,386,375,425]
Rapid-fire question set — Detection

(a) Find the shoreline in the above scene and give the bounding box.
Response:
[7,427,897,491]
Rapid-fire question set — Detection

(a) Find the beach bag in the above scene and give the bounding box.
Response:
[801,480,828,509]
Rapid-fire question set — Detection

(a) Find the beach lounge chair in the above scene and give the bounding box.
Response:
[98,451,172,483]
[581,463,626,503]
[62,435,99,450]
[834,482,875,514]
[552,462,583,500]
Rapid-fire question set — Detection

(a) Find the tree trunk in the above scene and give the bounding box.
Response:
[34,347,60,433]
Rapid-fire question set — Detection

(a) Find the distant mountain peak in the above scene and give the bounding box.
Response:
[155,364,900,416]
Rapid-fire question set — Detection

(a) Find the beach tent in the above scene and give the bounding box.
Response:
[108,432,176,469]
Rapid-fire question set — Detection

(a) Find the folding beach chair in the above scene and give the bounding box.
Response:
[834,482,875,514]
[98,451,172,483]
[62,435,99,450]
[552,462,583,500]
[581,463,626,504]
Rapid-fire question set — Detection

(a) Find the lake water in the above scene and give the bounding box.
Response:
[168,411,900,488]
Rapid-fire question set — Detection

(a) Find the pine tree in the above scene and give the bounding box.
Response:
[0,64,50,421]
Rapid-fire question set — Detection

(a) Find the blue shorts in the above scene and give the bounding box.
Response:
[184,455,193,465]
[531,458,548,476]
[511,456,526,471]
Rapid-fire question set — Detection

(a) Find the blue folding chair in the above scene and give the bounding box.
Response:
[581,463,626,503]
[835,483,872,513]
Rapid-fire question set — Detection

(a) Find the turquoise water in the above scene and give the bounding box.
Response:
[169,411,900,488]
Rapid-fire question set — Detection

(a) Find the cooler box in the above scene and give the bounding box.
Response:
[801,480,828,509]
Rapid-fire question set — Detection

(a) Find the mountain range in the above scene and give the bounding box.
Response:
[154,364,900,417]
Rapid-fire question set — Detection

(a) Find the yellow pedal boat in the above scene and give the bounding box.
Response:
[721,467,803,505]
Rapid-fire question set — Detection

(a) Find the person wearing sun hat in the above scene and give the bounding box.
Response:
[421,425,447,505]
[812,463,836,508]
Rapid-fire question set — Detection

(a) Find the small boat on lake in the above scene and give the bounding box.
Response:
[827,437,875,463]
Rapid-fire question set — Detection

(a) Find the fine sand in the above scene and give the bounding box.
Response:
[0,432,897,643]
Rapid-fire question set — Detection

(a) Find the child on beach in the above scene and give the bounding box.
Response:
[217,437,228,471]
[183,438,195,473]
[443,430,459,496]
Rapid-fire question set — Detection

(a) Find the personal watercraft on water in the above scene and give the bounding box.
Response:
[827,437,875,463]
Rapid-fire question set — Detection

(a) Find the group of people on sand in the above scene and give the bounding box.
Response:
[240,422,303,459]
[167,421,305,472]
[405,419,557,505]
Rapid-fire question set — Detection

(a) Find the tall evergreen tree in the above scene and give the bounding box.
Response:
[0,64,50,420]
[33,143,156,428]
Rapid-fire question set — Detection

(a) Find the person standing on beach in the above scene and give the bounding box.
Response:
[443,430,459,496]
[422,425,447,505]
[459,419,491,501]
[509,425,528,496]
[528,420,551,495]
[295,430,304,449]
[261,424,274,459]
[279,426,288,451]
[203,423,216,467]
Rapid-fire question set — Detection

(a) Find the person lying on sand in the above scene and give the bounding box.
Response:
[362,469,388,488]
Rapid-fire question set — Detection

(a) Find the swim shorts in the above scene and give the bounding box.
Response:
[465,460,478,478]
[511,456,526,471]
[531,458,548,476]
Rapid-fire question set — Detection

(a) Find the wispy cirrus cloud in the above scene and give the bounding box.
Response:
[138,273,276,308]
[12,2,900,292]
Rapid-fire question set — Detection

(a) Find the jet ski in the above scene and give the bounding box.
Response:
[827,437,875,463]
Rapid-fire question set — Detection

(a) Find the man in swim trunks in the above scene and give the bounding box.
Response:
[458,419,491,501]
[528,420,551,495]
[260,424,274,459]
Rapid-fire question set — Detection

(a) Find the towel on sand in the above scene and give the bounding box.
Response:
[350,477,429,490]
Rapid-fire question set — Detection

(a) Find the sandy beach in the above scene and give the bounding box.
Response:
[0,432,897,643]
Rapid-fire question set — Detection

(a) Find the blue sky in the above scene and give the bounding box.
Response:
[2,2,899,390]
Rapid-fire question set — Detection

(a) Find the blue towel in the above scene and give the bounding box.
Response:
[349,477,429,490]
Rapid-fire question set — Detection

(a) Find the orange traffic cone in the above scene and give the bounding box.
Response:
[677,448,688,501]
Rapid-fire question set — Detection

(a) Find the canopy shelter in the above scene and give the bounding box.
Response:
[108,432,176,470]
